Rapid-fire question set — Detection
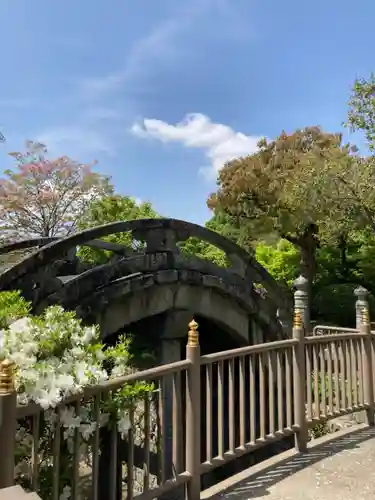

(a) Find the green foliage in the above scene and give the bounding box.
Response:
[255,240,300,287]
[0,290,30,328]
[252,228,375,326]
[310,422,330,439]
[179,210,255,267]
[78,195,160,263]
[206,211,255,252]
[346,72,375,150]
[179,236,228,267]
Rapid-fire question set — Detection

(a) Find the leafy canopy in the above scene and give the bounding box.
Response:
[346,72,375,150]
[208,126,346,244]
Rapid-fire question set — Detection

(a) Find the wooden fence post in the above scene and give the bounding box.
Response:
[293,277,308,452]
[0,359,17,489]
[355,286,375,425]
[185,320,201,500]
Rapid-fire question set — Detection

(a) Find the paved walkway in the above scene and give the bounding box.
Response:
[201,424,375,500]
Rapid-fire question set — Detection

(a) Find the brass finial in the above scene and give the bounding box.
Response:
[188,319,199,346]
[362,307,370,326]
[293,310,303,329]
[0,359,15,394]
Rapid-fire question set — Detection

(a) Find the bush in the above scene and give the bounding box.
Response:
[0,291,154,499]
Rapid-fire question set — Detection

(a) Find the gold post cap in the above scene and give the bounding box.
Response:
[188,319,199,346]
[0,358,15,394]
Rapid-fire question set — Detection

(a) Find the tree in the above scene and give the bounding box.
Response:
[337,74,375,232]
[208,127,351,303]
[346,72,375,151]
[0,140,112,240]
[78,195,160,264]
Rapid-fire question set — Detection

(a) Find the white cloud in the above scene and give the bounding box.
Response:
[131,113,264,180]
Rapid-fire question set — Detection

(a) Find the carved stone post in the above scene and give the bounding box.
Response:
[293,275,310,334]
[355,285,368,330]
[292,293,308,452]
[0,359,17,489]
[355,287,375,425]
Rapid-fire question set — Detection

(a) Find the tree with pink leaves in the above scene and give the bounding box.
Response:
[0,140,113,240]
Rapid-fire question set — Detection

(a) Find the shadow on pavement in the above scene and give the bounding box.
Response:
[206,426,375,499]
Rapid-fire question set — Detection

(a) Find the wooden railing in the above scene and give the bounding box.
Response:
[0,278,374,500]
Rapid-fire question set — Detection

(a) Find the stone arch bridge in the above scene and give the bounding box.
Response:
[1,219,374,500]
[0,218,292,350]
[0,219,294,489]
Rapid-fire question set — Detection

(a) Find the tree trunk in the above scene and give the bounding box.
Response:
[299,244,315,308]
[285,224,319,327]
[338,234,348,277]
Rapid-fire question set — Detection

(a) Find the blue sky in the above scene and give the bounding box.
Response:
[0,0,374,225]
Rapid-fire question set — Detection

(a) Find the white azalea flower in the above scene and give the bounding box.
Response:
[0,294,154,499]
[9,317,32,333]
[0,329,6,355]
[59,485,71,500]
[111,364,125,377]
[118,410,131,437]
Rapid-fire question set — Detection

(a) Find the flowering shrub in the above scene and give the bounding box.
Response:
[0,291,154,499]
[0,140,113,240]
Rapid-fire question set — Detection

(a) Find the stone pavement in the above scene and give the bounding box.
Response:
[201,424,375,500]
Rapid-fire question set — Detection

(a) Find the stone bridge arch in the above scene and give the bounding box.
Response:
[0,218,292,344]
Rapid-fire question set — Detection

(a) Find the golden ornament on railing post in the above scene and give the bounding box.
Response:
[187,319,199,346]
[185,318,201,500]
[361,306,370,327]
[293,310,303,330]
[0,358,17,489]
[0,359,15,394]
